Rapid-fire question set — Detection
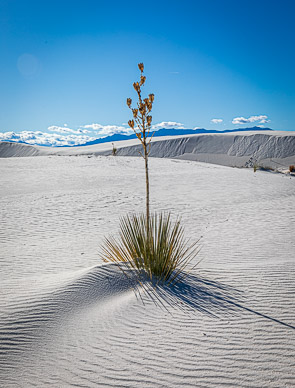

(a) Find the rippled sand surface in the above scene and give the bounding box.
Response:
[1,155,294,387]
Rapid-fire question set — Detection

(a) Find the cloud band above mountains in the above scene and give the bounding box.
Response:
[0,115,271,146]
[0,122,187,146]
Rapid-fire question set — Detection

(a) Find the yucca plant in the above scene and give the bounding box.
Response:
[101,213,199,286]
[101,63,200,291]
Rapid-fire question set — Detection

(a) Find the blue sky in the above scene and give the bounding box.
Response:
[0,0,294,145]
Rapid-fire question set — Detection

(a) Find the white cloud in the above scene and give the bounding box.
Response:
[211,118,223,124]
[151,121,185,130]
[47,125,89,134]
[82,123,132,137]
[82,123,105,130]
[232,115,270,125]
[0,131,19,141]
[0,130,96,147]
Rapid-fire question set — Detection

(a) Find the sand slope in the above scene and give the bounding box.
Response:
[0,141,47,157]
[116,131,295,163]
[1,131,294,169]
[0,155,294,387]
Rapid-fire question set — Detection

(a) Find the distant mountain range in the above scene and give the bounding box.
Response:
[76,126,273,147]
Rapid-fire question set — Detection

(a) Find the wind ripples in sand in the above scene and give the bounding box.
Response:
[0,155,294,387]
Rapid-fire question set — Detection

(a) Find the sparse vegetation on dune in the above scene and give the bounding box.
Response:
[253,163,275,173]
[112,143,117,156]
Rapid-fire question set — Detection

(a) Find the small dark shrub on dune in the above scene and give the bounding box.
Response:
[112,143,117,156]
[289,165,295,173]
[254,164,275,173]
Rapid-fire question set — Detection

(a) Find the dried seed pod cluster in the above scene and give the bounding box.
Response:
[126,63,155,149]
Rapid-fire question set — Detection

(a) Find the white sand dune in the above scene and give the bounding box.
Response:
[0,141,45,158]
[1,130,295,170]
[0,154,294,387]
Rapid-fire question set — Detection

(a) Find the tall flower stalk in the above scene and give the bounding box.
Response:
[127,63,154,233]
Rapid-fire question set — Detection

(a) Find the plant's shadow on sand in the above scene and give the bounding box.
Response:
[1,264,294,366]
[141,273,295,330]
